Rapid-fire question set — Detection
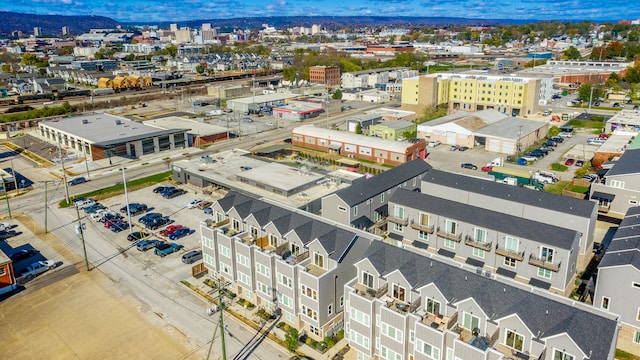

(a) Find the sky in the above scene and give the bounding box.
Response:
[1,0,639,23]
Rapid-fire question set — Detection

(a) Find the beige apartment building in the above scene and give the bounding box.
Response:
[402,73,541,117]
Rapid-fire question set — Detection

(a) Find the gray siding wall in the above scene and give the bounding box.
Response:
[421,181,595,256]
[595,265,640,324]
[321,194,351,225]
[388,200,577,292]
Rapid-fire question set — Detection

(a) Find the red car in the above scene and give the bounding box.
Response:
[159,224,183,237]
[564,158,575,166]
[481,165,494,172]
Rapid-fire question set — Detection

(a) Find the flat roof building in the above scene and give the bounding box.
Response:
[38,113,189,161]
[142,116,229,147]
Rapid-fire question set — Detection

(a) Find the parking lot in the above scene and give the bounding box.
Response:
[81,183,216,281]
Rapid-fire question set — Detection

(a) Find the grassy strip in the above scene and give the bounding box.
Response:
[1,141,55,167]
[550,163,569,172]
[545,180,570,195]
[615,349,640,360]
[58,170,172,208]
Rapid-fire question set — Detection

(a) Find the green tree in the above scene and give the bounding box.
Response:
[564,46,581,60]
[1,64,12,73]
[354,123,362,134]
[195,64,206,74]
[626,63,640,83]
[332,89,342,100]
[284,328,299,352]
[20,53,38,65]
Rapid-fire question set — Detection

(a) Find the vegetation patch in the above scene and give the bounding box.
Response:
[569,185,590,194]
[615,349,640,360]
[58,170,172,208]
[545,180,570,195]
[550,163,568,172]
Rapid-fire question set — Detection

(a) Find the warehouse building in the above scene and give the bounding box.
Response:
[142,116,228,146]
[38,113,189,161]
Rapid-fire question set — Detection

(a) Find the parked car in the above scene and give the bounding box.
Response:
[127,231,148,242]
[0,222,12,231]
[521,155,538,162]
[0,230,18,240]
[461,163,478,170]
[152,186,168,194]
[564,158,575,166]
[169,227,193,240]
[182,250,203,264]
[21,260,55,279]
[120,203,147,214]
[76,199,96,209]
[283,138,292,143]
[197,201,213,210]
[72,197,87,206]
[110,221,128,232]
[136,239,162,251]
[544,140,557,147]
[582,174,598,182]
[101,213,122,224]
[427,140,441,148]
[146,217,171,230]
[576,160,585,167]
[266,122,275,126]
[158,186,176,195]
[449,145,459,151]
[160,224,183,237]
[549,136,564,143]
[458,146,469,152]
[68,177,87,186]
[155,242,184,257]
[204,207,213,215]
[139,213,162,224]
[9,249,39,261]
[559,132,573,138]
[84,204,105,214]
[187,198,205,209]
[163,189,187,199]
[481,165,494,172]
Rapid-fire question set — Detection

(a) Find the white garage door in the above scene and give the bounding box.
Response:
[502,142,515,154]
[446,132,457,145]
[488,139,500,152]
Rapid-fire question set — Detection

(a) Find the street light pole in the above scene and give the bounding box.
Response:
[122,164,133,234]
[74,204,90,271]
[9,157,19,196]
[1,174,11,219]
[57,135,71,204]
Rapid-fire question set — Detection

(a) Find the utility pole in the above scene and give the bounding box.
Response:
[84,157,91,179]
[588,84,594,114]
[57,135,71,204]
[74,204,90,271]
[206,279,231,360]
[9,157,19,196]
[122,164,133,234]
[1,174,11,219]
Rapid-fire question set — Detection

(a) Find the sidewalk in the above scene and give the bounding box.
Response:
[182,275,350,360]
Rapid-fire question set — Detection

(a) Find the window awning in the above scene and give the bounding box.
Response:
[591,191,615,201]
[496,267,517,279]
[465,257,484,268]
[388,232,403,241]
[438,248,456,258]
[412,240,429,250]
[329,143,342,150]
[529,278,551,290]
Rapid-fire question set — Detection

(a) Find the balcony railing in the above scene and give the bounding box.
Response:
[410,221,434,234]
[464,236,492,251]
[202,218,229,229]
[354,282,388,300]
[495,243,525,261]
[528,254,561,272]
[387,216,408,226]
[436,228,462,242]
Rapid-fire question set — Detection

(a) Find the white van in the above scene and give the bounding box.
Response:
[76,199,96,209]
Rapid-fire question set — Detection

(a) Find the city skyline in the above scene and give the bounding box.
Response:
[2,0,639,23]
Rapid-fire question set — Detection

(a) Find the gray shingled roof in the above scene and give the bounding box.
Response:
[390,189,578,249]
[605,149,640,177]
[599,206,640,270]
[363,241,616,360]
[215,191,361,257]
[422,169,595,217]
[332,159,431,206]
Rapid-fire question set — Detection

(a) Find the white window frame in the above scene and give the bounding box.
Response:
[394,206,405,219]
[350,330,371,350]
[328,304,333,316]
[462,312,479,331]
[381,322,404,342]
[218,244,231,258]
[236,253,250,267]
[553,348,575,360]
[301,284,318,300]
[445,219,457,235]
[392,283,406,302]
[416,338,440,360]
[278,273,293,288]
[256,281,272,297]
[602,296,610,310]
[350,308,371,326]
[538,267,552,279]
[444,238,456,250]
[278,292,293,308]
[505,328,524,352]
[314,253,325,268]
[634,330,640,344]
[393,222,404,232]
[255,262,271,277]
[237,271,251,286]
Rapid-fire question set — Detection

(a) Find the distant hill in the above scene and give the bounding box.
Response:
[0,12,120,36]
[147,16,530,30]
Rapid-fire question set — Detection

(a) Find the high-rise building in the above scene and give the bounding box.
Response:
[33,27,42,37]
[201,23,212,31]
[61,26,69,36]
[169,23,178,32]
[174,28,192,44]
[311,24,321,35]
